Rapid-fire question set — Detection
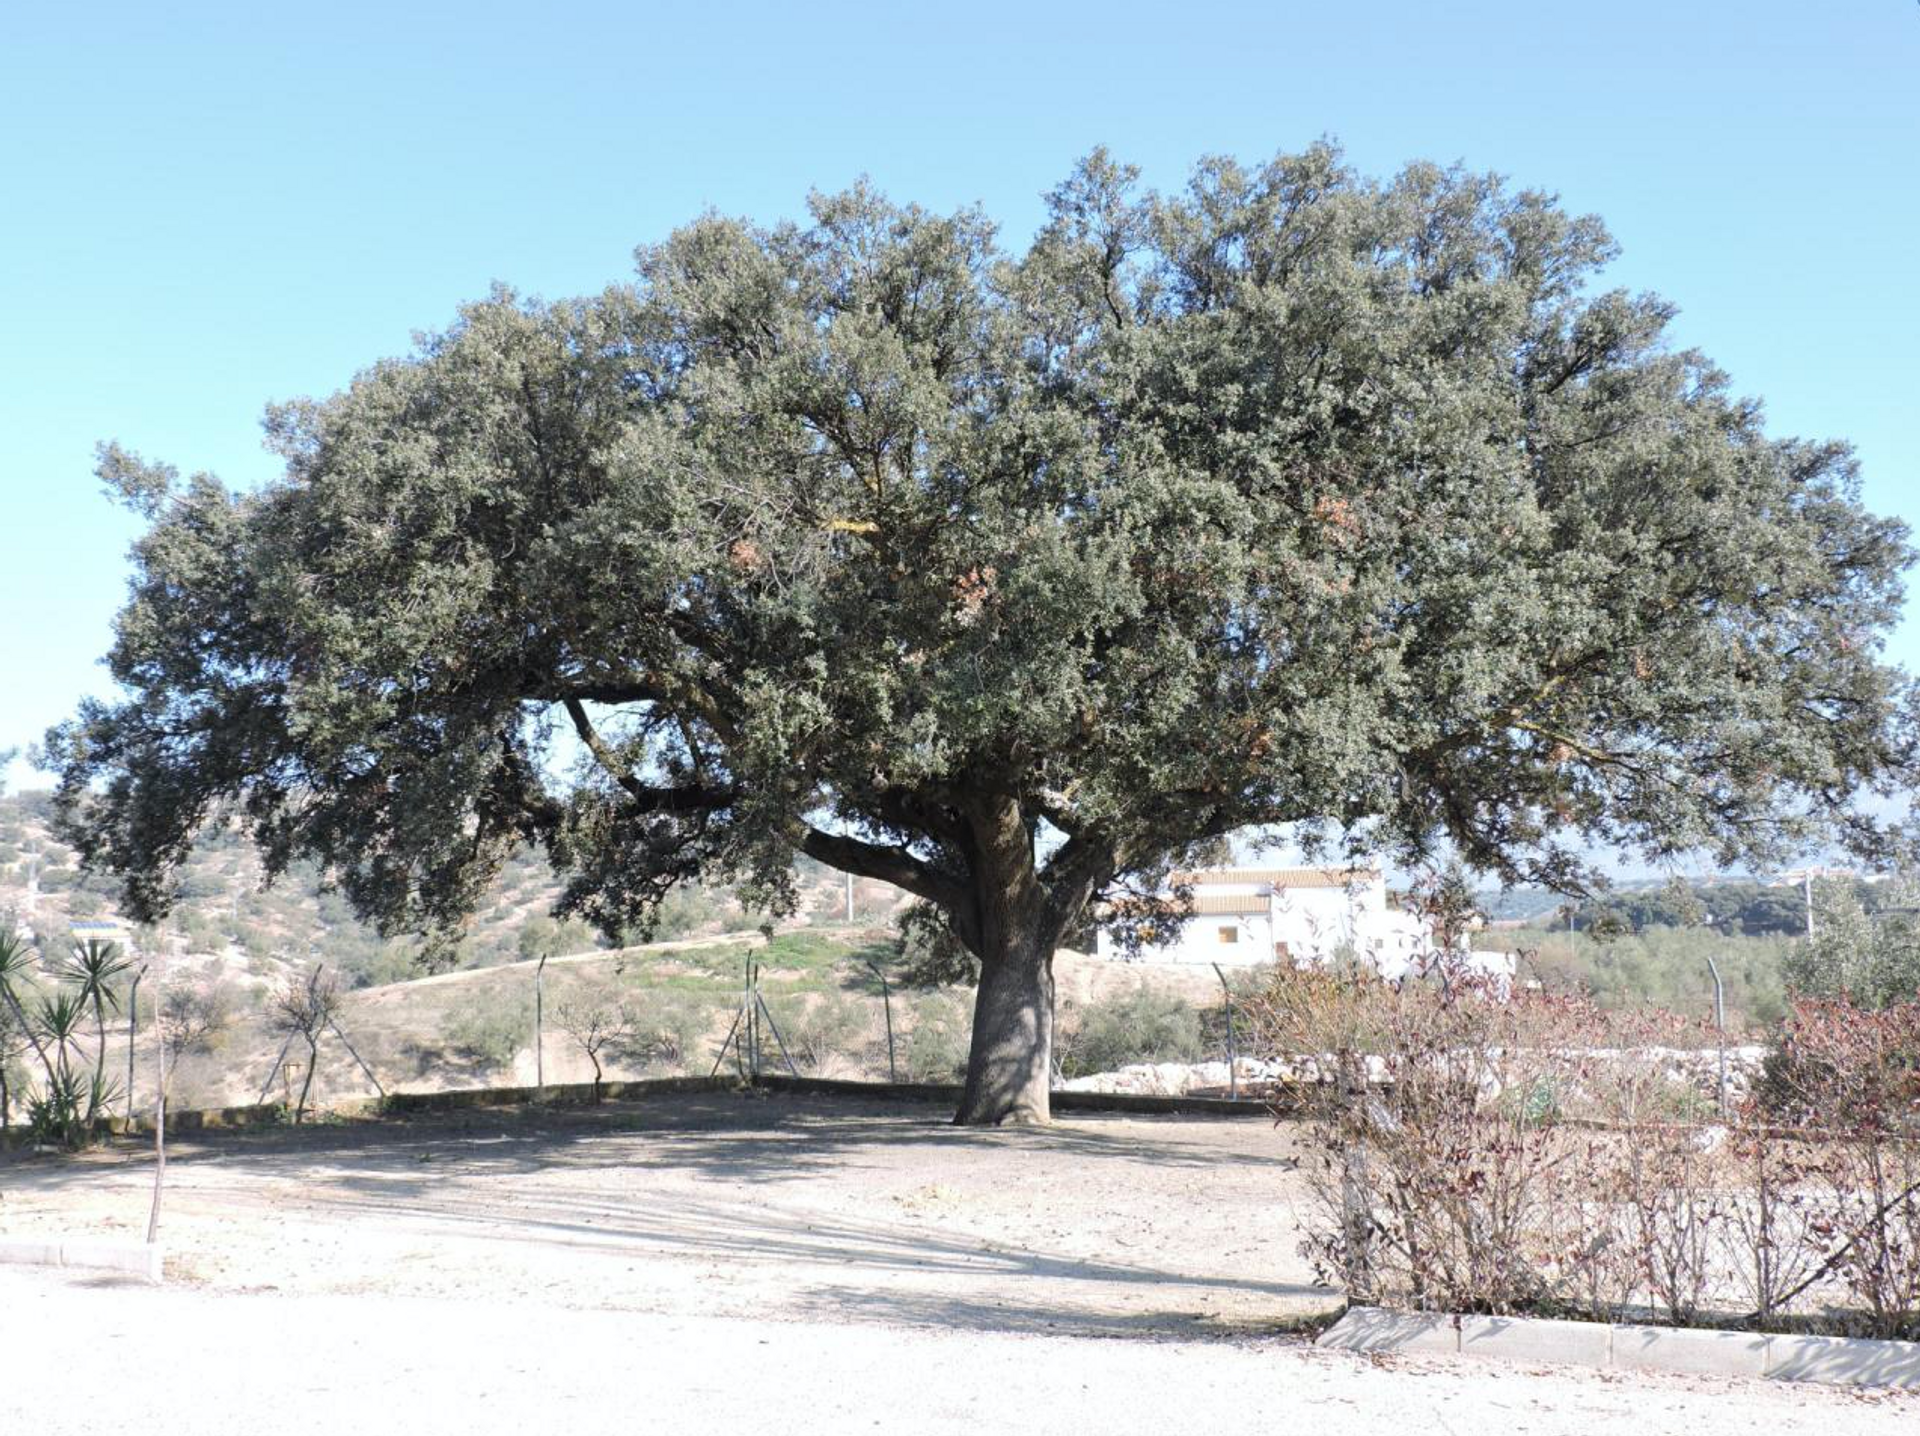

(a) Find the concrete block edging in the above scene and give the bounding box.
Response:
[0,1237,163,1283]
[1316,1306,1920,1389]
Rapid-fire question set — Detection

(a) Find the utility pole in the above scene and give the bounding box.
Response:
[845,871,854,924]
[1804,870,1815,940]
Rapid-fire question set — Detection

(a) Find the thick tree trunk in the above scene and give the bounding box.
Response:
[955,932,1055,1125]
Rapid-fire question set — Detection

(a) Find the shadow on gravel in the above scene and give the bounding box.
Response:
[254,1185,1325,1306]
[805,1287,1327,1340]
[3,1090,1295,1188]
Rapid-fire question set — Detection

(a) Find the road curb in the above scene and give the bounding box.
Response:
[1316,1306,1920,1389]
[0,1237,163,1283]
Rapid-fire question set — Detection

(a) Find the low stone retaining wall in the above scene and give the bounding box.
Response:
[83,1073,1272,1136]
[754,1074,1270,1117]
[1317,1305,1920,1388]
[0,1237,163,1283]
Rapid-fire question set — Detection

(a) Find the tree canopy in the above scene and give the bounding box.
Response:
[49,146,1917,1122]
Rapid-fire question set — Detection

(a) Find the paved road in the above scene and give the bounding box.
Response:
[2,1267,1912,1435]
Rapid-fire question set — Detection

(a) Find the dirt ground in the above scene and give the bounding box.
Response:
[0,1089,1322,1334]
[2,1091,1915,1432]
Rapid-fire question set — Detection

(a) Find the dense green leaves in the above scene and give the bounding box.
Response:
[47,146,1916,992]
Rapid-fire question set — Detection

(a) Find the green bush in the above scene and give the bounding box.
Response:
[630,991,720,1071]
[1479,924,1790,1029]
[445,993,530,1070]
[775,992,870,1072]
[651,886,723,941]
[903,992,972,1083]
[1057,987,1203,1079]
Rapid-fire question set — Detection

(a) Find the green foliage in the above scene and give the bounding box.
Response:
[0,929,127,1146]
[1560,877,1813,938]
[627,991,719,1070]
[1056,987,1204,1078]
[902,993,973,1084]
[43,150,1919,1120]
[892,900,978,989]
[772,991,870,1072]
[1783,877,1920,1009]
[515,914,600,961]
[444,993,529,1071]
[648,885,723,941]
[1486,923,1790,1028]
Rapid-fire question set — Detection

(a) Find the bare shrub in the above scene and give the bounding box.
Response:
[1723,1127,1830,1327]
[159,977,239,1063]
[553,982,635,1100]
[1249,964,1589,1311]
[267,968,339,1123]
[1250,965,1920,1338]
[1760,999,1920,1339]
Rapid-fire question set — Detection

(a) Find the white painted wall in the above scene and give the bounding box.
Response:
[1095,869,1514,987]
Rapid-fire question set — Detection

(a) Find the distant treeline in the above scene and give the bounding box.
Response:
[1554,877,1893,939]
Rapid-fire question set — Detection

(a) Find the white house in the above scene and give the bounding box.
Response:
[1095,865,1511,986]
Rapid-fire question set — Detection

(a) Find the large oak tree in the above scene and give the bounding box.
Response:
[49,148,1917,1123]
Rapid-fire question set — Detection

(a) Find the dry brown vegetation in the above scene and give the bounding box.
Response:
[1248,963,1920,1339]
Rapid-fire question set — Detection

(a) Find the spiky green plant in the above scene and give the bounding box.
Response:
[0,929,43,1134]
[26,1066,90,1149]
[0,929,124,1149]
[59,938,131,1122]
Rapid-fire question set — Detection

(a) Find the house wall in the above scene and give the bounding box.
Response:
[1095,870,1514,987]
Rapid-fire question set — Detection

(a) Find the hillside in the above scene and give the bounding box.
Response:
[0,790,911,988]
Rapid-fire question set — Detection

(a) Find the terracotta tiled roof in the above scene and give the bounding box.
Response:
[1169,866,1379,889]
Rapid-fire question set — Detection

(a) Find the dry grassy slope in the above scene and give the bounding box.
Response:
[0,792,908,982]
[119,926,952,1111]
[4,794,1223,1112]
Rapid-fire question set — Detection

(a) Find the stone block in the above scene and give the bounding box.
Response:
[1458,1314,1612,1369]
[1766,1335,1920,1389]
[1611,1324,1769,1379]
[1315,1306,1459,1356]
[0,1239,62,1268]
[58,1240,164,1282]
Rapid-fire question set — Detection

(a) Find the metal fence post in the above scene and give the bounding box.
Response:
[867,961,897,1083]
[535,953,548,1091]
[1212,963,1238,1101]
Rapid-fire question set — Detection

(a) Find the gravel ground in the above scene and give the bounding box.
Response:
[0,1090,1322,1333]
[4,1268,1914,1435]
[1,1090,1914,1431]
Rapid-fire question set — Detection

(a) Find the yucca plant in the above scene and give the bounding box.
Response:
[26,1065,90,1149]
[0,928,130,1149]
[60,938,131,1123]
[0,929,51,1138]
[27,991,94,1148]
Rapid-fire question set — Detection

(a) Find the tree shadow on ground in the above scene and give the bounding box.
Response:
[800,1287,1332,1340]
[3,1090,1297,1189]
[270,1185,1325,1310]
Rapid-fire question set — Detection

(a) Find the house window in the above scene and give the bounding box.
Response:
[1217,926,1240,944]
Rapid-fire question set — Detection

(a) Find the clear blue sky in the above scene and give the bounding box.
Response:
[3,0,1916,796]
